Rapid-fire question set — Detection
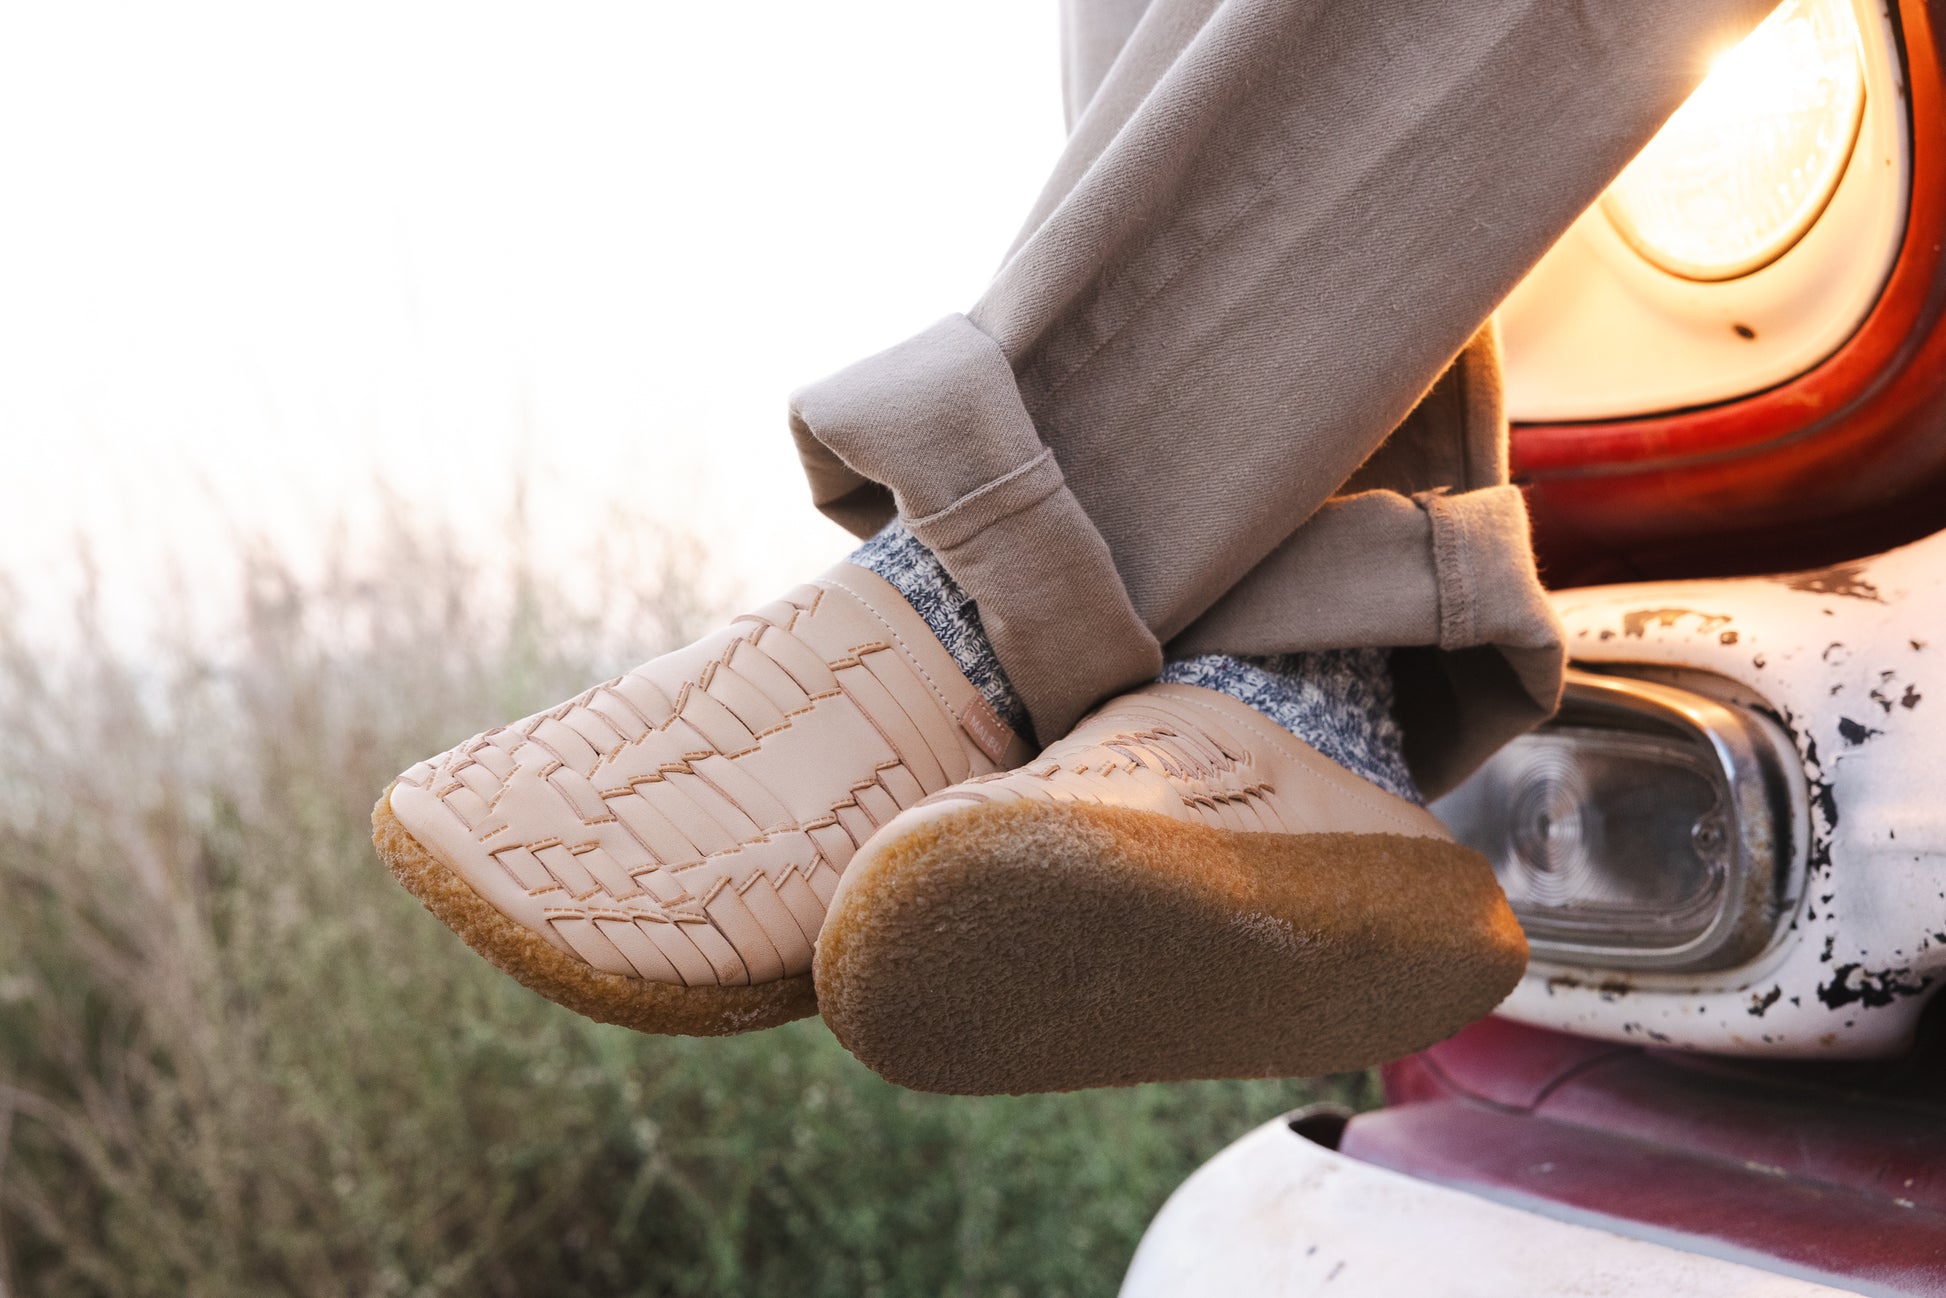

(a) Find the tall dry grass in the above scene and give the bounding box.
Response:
[0,502,1368,1297]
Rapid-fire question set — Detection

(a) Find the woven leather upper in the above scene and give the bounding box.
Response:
[387,563,1030,987]
[880,682,1450,841]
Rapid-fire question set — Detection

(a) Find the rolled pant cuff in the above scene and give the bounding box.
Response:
[1167,484,1564,798]
[790,313,1163,740]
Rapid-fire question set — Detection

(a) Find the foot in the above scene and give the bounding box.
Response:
[812,682,1527,1093]
[372,563,1032,1036]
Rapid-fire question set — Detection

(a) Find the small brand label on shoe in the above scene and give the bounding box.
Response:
[959,696,1016,765]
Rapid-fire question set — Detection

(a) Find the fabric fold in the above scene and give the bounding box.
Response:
[790,314,1163,742]
[786,0,1775,783]
[1168,483,1562,798]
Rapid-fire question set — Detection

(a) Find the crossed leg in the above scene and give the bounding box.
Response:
[376,0,1779,1092]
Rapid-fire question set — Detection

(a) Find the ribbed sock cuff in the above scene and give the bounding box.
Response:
[1158,649,1421,804]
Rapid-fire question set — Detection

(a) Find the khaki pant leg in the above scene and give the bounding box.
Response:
[790,0,1775,779]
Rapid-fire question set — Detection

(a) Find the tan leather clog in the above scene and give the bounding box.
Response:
[813,682,1527,1093]
[373,563,1031,1036]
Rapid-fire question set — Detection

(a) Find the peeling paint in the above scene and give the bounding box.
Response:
[1869,679,1907,712]
[1838,716,1884,746]
[1620,608,1732,638]
[1501,550,1946,1058]
[1817,962,1932,1010]
[1775,560,1885,603]
[1797,728,1839,838]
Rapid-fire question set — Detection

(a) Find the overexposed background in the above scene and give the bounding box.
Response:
[0,1,1064,635]
[0,20,1363,1291]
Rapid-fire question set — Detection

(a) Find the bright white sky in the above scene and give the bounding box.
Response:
[0,2,1064,634]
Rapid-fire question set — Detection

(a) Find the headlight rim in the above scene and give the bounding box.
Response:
[1436,668,1808,976]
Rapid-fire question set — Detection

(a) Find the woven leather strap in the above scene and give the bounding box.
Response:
[391,566,1024,986]
[912,684,1444,841]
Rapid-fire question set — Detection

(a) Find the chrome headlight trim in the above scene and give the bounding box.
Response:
[1435,668,1807,974]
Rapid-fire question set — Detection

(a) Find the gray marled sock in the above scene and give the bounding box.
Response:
[1158,650,1421,804]
[851,523,1417,802]
[848,520,1034,744]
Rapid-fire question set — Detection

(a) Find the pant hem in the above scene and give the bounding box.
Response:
[790,314,1163,741]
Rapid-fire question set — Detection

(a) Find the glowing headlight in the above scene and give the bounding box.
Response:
[1601,0,1866,282]
[1433,672,1803,973]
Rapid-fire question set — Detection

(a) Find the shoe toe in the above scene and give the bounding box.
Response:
[373,562,1021,1033]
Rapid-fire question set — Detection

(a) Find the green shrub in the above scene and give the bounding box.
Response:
[0,508,1370,1297]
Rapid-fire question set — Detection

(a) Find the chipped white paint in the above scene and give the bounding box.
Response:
[1120,1118,1854,1297]
[1496,528,1946,1056]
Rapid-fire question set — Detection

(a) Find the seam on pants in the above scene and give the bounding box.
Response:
[904,448,1060,535]
[1423,490,1477,650]
[1024,5,1335,401]
[1028,0,1555,407]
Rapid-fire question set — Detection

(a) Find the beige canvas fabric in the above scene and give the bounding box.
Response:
[790,0,1777,797]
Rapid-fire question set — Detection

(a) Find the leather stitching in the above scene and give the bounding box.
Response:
[1156,692,1425,835]
[400,576,998,986]
[813,574,969,740]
